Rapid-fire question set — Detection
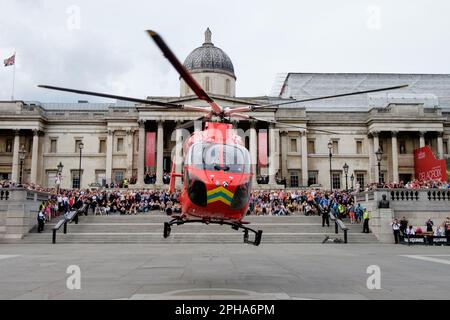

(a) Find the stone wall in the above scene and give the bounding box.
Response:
[0,189,50,239]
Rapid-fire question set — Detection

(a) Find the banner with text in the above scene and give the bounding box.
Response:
[414,146,447,182]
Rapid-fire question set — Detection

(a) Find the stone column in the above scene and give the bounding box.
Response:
[156,121,164,185]
[268,124,279,185]
[419,131,426,148]
[437,132,444,159]
[106,130,114,185]
[11,130,20,183]
[280,131,289,184]
[249,121,258,186]
[30,130,40,184]
[126,129,134,179]
[175,122,183,188]
[137,120,146,186]
[372,132,380,183]
[391,131,399,183]
[368,133,374,183]
[301,131,308,187]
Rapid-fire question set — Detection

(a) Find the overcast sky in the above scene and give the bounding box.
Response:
[1,0,449,103]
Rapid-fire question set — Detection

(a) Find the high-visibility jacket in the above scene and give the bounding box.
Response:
[363,210,370,220]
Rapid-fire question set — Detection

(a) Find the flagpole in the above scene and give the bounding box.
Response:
[11,51,16,101]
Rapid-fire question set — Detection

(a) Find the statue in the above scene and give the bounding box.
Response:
[378,194,390,208]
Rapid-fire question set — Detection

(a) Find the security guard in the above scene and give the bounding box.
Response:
[362,209,370,233]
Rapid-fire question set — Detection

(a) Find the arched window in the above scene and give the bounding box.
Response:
[205,77,210,92]
[225,79,231,95]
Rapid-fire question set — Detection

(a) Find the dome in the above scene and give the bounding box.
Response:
[183,28,236,79]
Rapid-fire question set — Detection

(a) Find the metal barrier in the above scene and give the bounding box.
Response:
[401,235,449,246]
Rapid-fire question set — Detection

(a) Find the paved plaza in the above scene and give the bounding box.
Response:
[0,243,449,300]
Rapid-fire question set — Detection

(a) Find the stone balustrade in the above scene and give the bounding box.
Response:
[355,189,450,243]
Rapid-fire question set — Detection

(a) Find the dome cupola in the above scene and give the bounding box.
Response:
[181,28,236,97]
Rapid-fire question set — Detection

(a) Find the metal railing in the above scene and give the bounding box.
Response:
[52,204,86,244]
[329,212,349,243]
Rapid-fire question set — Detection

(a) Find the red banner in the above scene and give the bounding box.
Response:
[145,132,156,168]
[414,146,447,182]
[258,131,268,167]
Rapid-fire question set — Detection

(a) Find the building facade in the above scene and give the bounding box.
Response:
[1,30,450,190]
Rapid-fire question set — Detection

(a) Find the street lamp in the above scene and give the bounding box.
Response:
[350,173,355,190]
[78,142,84,189]
[18,145,26,185]
[343,162,349,191]
[328,141,333,191]
[375,147,383,185]
[56,161,63,193]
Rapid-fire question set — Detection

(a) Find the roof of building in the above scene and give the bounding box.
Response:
[277,73,450,111]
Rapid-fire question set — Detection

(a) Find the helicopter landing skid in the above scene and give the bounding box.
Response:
[164,217,263,246]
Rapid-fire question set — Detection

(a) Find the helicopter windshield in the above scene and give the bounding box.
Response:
[187,143,251,173]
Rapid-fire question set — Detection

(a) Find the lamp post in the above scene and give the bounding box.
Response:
[328,141,333,191]
[350,173,355,190]
[56,161,63,193]
[375,147,383,185]
[18,145,26,185]
[343,162,349,191]
[78,142,84,189]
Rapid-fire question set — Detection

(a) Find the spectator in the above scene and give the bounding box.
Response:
[426,219,434,233]
[399,217,408,236]
[406,226,415,236]
[391,219,401,244]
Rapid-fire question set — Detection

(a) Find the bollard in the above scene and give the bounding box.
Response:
[63,221,67,234]
[335,221,338,234]
[74,213,78,224]
[52,229,56,244]
[344,229,348,243]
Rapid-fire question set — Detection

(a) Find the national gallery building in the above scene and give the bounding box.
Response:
[1,30,450,190]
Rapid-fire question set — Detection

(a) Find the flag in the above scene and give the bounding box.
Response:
[4,54,15,67]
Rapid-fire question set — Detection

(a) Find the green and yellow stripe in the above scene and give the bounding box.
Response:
[207,186,234,206]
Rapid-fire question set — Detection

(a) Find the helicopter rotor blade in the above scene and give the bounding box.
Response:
[146,30,222,115]
[38,85,182,108]
[175,115,208,130]
[252,84,409,109]
[231,113,339,134]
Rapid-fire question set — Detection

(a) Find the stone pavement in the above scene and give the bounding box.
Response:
[0,244,449,300]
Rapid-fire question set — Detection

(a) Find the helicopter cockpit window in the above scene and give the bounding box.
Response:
[187,143,250,173]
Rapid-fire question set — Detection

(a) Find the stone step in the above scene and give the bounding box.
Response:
[35,223,364,234]
[18,232,378,244]
[71,214,323,224]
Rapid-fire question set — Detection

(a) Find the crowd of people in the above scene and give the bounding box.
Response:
[391,217,450,244]
[2,179,450,240]
[363,179,450,191]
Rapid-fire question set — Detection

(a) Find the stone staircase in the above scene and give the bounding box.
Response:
[13,213,378,244]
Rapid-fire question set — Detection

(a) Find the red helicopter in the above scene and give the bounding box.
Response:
[39,30,407,246]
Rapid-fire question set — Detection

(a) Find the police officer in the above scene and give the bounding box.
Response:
[321,205,330,227]
[37,210,45,233]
